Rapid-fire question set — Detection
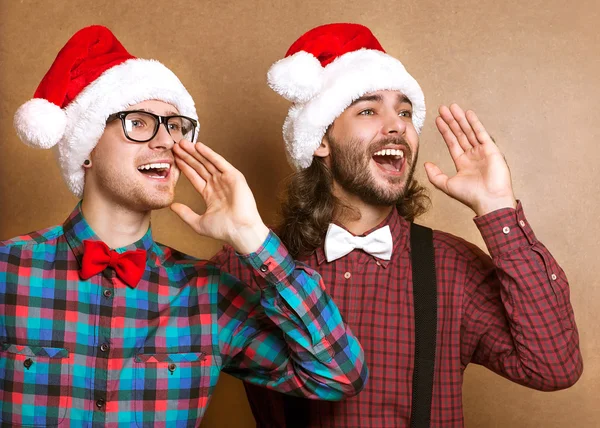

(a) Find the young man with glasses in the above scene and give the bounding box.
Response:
[1,25,367,427]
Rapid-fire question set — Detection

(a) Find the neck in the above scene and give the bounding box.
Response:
[333,184,393,235]
[80,197,151,249]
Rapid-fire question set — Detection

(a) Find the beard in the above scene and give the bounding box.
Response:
[90,159,178,212]
[328,133,418,206]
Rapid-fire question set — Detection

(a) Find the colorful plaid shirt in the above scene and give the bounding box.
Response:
[214,202,583,427]
[0,204,367,427]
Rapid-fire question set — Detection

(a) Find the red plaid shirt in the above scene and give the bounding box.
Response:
[214,202,582,427]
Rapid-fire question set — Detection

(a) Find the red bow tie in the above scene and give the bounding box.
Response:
[80,240,146,288]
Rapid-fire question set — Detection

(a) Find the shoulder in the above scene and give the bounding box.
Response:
[0,225,63,254]
[153,241,223,278]
[155,243,257,297]
[426,228,497,287]
[431,229,489,265]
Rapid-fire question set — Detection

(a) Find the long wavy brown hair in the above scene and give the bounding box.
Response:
[277,157,431,258]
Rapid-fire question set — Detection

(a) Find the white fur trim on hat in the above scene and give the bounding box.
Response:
[14,98,68,149]
[268,51,324,104]
[56,58,198,197]
[282,49,426,170]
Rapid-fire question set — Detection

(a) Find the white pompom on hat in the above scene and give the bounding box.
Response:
[267,23,426,170]
[13,25,198,197]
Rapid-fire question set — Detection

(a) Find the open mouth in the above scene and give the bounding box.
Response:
[137,162,171,179]
[371,148,405,173]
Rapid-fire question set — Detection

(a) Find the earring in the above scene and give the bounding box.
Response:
[83,159,91,167]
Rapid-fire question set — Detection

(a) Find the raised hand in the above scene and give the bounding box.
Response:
[171,140,269,254]
[424,104,517,216]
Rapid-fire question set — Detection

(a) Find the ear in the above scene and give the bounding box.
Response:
[313,137,330,158]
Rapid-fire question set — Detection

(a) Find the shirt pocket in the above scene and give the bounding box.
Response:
[133,351,211,428]
[0,343,72,427]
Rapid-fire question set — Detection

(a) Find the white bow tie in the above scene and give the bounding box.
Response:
[324,224,393,262]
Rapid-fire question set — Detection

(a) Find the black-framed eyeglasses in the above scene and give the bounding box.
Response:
[106,110,198,143]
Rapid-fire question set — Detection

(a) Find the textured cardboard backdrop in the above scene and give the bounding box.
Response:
[1,0,598,426]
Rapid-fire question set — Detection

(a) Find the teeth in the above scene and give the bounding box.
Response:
[137,162,171,171]
[373,149,404,158]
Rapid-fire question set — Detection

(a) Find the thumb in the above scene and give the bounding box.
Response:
[170,203,205,235]
[424,162,450,195]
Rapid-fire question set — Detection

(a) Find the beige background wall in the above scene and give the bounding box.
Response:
[1,0,598,426]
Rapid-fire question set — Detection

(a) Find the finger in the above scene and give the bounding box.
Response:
[174,156,207,194]
[438,105,473,152]
[465,110,495,145]
[424,162,450,195]
[435,116,464,169]
[170,203,207,236]
[449,104,479,146]
[194,142,235,174]
[173,144,212,183]
[177,140,220,176]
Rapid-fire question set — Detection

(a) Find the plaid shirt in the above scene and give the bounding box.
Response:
[215,202,583,427]
[0,204,367,427]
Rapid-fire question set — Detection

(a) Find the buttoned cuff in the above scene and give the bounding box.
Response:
[474,201,538,257]
[237,231,295,288]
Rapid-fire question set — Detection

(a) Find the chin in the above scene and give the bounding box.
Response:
[144,200,172,211]
[127,188,175,212]
[366,179,408,206]
[146,193,175,210]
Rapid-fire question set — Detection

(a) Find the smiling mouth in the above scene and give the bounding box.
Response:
[137,162,171,179]
[372,148,405,173]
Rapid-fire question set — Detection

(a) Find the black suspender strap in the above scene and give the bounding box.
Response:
[283,223,438,428]
[409,222,438,428]
[283,395,310,428]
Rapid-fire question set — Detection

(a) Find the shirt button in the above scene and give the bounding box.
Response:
[103,289,112,298]
[259,264,268,273]
[551,273,557,280]
[100,343,110,352]
[519,220,526,227]
[96,399,105,409]
[502,226,511,234]
[344,272,352,279]
[376,261,381,266]
[168,363,177,373]
[23,358,33,369]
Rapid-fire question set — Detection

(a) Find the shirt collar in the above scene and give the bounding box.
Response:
[316,208,410,267]
[63,202,155,269]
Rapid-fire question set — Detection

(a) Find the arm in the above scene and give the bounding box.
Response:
[426,104,582,389]
[461,203,582,390]
[172,140,367,399]
[215,231,366,399]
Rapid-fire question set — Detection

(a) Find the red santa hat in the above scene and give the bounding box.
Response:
[13,25,198,197]
[268,23,426,170]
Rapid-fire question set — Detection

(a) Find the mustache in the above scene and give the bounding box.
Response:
[370,136,413,159]
[137,155,175,165]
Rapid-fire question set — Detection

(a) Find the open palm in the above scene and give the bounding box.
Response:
[171,140,268,254]
[424,104,516,216]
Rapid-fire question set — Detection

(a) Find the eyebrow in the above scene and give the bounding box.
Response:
[349,94,383,106]
[349,93,413,108]
[136,108,180,116]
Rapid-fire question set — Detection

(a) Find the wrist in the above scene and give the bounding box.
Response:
[230,223,270,255]
[474,196,517,217]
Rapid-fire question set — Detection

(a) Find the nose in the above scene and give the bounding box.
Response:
[382,110,407,136]
[148,122,175,150]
